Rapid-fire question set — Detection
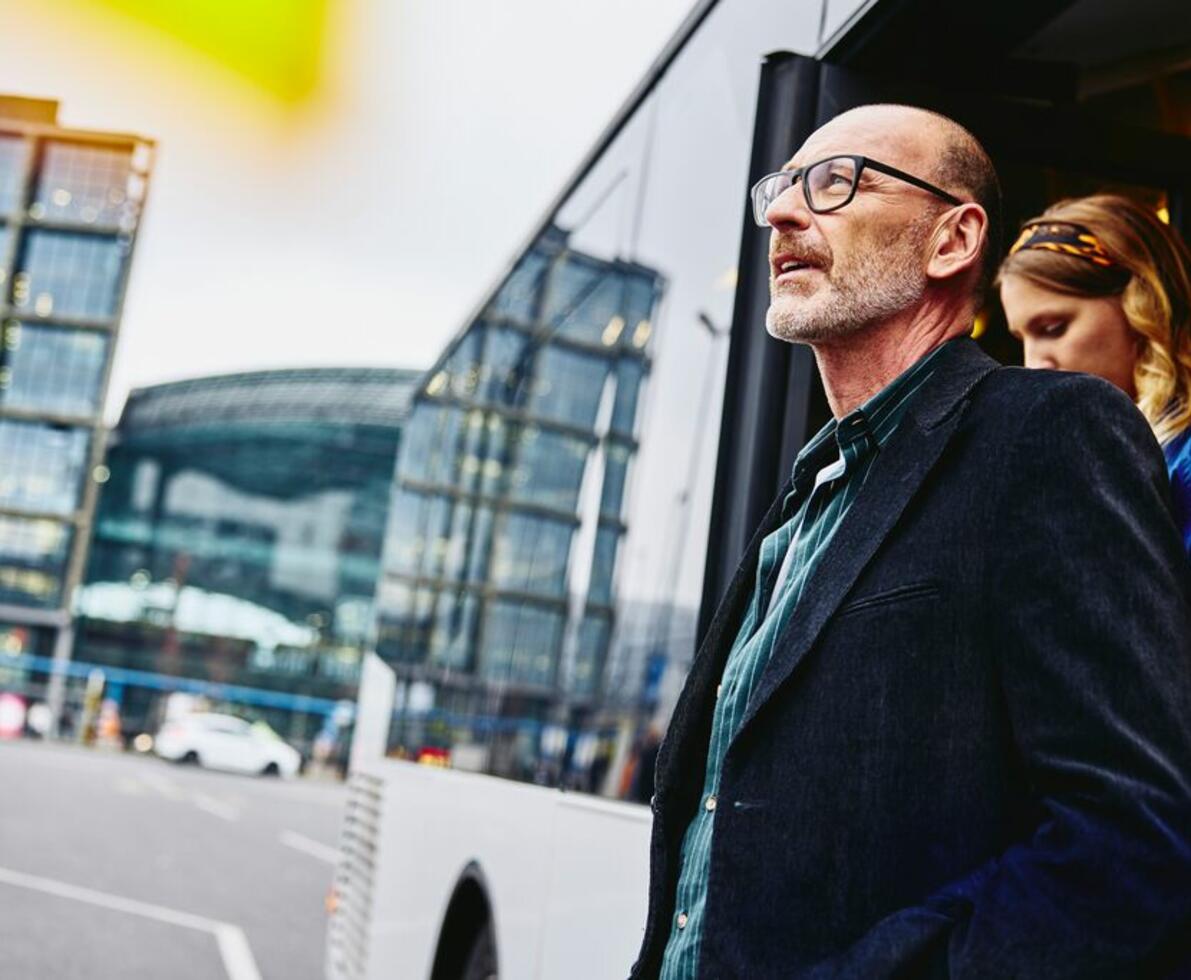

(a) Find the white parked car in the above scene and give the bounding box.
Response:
[154,712,302,778]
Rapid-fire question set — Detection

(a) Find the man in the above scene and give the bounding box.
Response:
[631,104,1191,978]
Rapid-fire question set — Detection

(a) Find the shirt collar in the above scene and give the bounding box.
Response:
[788,337,956,493]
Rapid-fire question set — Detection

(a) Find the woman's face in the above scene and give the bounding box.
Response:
[999,273,1139,398]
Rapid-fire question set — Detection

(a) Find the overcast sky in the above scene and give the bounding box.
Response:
[0,0,696,419]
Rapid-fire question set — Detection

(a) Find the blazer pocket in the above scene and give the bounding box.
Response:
[836,580,939,617]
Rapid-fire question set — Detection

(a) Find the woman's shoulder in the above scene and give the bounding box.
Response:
[1165,427,1191,477]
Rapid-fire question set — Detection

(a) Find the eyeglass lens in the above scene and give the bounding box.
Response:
[753,156,859,226]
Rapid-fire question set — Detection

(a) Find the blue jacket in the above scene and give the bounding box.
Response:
[1165,427,1191,558]
[632,339,1191,979]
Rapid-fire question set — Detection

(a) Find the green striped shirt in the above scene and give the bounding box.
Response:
[659,342,948,979]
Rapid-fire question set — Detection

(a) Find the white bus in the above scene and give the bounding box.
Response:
[324,0,1191,976]
[327,654,651,980]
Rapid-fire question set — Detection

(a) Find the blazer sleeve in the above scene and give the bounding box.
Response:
[842,374,1191,979]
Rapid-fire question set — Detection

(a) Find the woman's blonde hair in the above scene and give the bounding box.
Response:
[997,194,1191,445]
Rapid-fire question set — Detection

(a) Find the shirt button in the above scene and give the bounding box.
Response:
[715,683,722,698]
[705,794,717,812]
[676,912,689,929]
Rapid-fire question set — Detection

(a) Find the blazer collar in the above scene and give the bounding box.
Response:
[736,337,1000,735]
[654,338,999,797]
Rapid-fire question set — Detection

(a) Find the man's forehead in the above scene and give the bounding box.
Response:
[783,108,938,170]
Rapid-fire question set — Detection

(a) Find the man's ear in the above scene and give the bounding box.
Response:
[926,203,987,284]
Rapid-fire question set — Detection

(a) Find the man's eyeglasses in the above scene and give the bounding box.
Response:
[750,154,963,227]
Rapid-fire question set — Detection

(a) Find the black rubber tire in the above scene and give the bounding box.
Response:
[461,921,498,980]
[261,761,281,777]
[180,750,200,765]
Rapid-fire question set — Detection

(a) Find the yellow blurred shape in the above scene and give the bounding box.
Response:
[971,311,987,340]
[89,0,328,100]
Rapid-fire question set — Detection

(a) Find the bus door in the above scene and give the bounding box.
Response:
[701,39,1191,632]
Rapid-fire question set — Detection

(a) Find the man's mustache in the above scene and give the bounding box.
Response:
[769,239,831,270]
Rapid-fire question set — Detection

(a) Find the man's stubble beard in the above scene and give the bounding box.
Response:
[766,213,935,344]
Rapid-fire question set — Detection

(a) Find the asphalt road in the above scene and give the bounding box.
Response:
[0,739,346,980]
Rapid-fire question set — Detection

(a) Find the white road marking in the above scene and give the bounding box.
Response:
[139,769,185,800]
[279,830,339,864]
[0,864,262,980]
[192,792,240,822]
[215,924,261,980]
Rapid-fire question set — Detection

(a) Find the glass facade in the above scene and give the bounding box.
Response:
[74,368,419,749]
[0,420,89,514]
[32,141,139,228]
[370,0,828,794]
[0,322,109,417]
[13,229,128,320]
[0,112,152,686]
[374,231,661,783]
[0,515,72,609]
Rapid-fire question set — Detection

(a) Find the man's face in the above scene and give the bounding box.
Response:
[764,110,944,344]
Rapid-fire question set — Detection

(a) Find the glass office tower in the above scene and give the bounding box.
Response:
[75,367,420,744]
[0,96,152,715]
[373,226,668,783]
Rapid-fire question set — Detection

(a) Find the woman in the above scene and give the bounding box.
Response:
[997,194,1191,556]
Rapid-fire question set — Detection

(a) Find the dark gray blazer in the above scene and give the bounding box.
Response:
[631,339,1191,979]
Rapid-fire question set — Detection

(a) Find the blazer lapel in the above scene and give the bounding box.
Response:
[654,488,791,796]
[737,339,999,735]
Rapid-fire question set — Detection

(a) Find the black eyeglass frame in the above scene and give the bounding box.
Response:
[750,154,964,226]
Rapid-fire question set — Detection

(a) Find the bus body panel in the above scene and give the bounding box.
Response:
[352,757,650,980]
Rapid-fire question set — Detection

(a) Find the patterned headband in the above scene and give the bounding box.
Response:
[1008,221,1115,268]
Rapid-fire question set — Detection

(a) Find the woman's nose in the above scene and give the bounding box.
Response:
[1022,341,1058,371]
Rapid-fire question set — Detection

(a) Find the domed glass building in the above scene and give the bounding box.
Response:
[75,367,420,747]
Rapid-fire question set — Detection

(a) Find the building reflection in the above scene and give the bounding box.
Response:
[373,225,669,787]
[74,368,419,749]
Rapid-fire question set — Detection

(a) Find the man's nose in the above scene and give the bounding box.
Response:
[765,182,812,230]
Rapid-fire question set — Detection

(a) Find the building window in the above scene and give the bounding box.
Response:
[600,441,632,519]
[588,524,619,606]
[523,345,611,430]
[427,590,479,670]
[476,324,530,406]
[397,403,465,487]
[0,135,29,216]
[545,257,625,346]
[0,515,72,608]
[489,512,573,598]
[478,600,563,687]
[14,229,126,319]
[611,357,645,436]
[568,611,612,697]
[33,141,136,227]
[0,420,89,515]
[486,249,550,324]
[374,579,434,665]
[438,330,484,401]
[507,426,590,513]
[0,323,108,417]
